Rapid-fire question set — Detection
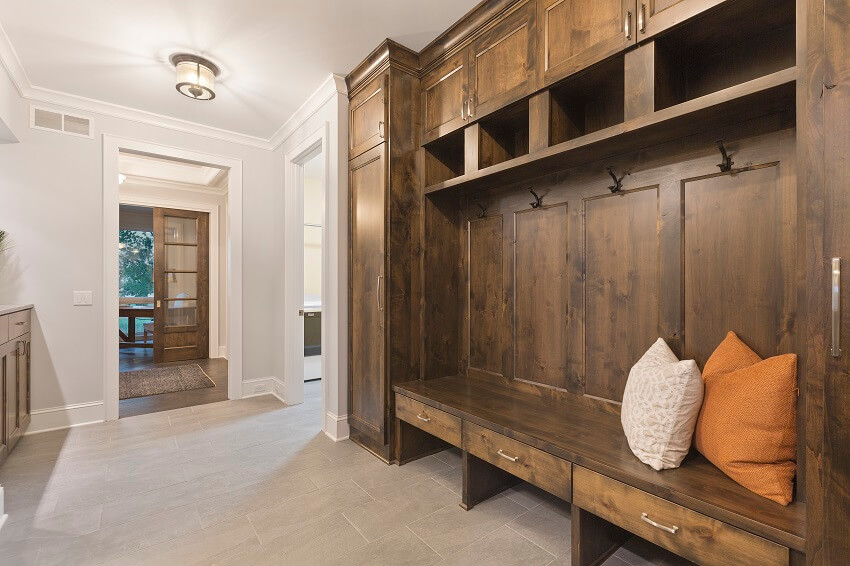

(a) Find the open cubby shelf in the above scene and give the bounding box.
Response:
[550,55,625,146]
[423,128,465,187]
[478,99,530,169]
[654,0,796,110]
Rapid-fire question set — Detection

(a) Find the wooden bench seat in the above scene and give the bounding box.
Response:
[393,375,805,559]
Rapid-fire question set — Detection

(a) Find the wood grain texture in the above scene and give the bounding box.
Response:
[468,216,506,376]
[395,393,462,446]
[349,73,387,159]
[573,466,790,566]
[514,203,569,389]
[584,187,660,403]
[624,42,655,121]
[422,53,468,143]
[571,504,629,566]
[682,164,796,368]
[462,450,521,510]
[463,420,572,501]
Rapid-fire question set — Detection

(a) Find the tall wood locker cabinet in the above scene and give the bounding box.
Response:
[346,40,421,461]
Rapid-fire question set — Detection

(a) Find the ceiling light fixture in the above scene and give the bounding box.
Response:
[170,54,220,101]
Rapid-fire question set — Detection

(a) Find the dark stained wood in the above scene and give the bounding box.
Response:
[584,187,660,403]
[349,73,387,159]
[153,207,209,363]
[574,466,791,566]
[538,0,634,87]
[478,100,530,169]
[395,375,806,550]
[349,144,387,443]
[571,505,629,566]
[461,449,520,510]
[638,0,727,39]
[425,69,794,195]
[424,129,465,187]
[463,420,572,501]
[528,90,551,154]
[682,164,796,368]
[820,0,850,560]
[467,1,537,121]
[395,393,462,446]
[346,39,418,98]
[514,203,569,389]
[393,415,450,465]
[421,52,469,144]
[468,216,506,376]
[624,42,655,121]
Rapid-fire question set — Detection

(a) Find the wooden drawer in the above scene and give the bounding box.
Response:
[395,394,462,446]
[0,315,8,345]
[349,73,387,159]
[8,310,30,340]
[462,421,571,501]
[573,467,789,566]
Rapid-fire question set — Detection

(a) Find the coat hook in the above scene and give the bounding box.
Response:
[473,199,487,219]
[716,139,734,172]
[529,188,542,209]
[607,167,628,193]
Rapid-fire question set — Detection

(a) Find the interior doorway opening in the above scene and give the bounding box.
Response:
[116,150,229,418]
[302,151,324,386]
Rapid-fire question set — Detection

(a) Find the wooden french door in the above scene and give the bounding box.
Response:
[153,208,209,363]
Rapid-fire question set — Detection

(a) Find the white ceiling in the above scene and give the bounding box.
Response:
[119,151,227,190]
[0,0,479,141]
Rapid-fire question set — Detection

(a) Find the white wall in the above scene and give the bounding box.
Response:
[0,63,277,421]
[0,61,15,142]
[274,77,349,439]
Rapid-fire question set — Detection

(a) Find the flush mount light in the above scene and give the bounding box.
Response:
[170,53,220,101]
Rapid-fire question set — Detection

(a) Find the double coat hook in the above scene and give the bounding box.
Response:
[716,139,734,172]
[607,167,628,193]
[529,188,542,209]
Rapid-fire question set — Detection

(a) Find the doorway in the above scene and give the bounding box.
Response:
[302,151,324,390]
[105,141,240,420]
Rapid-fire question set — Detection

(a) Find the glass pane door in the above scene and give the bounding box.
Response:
[164,215,198,327]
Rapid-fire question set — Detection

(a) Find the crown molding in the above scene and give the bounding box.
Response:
[121,174,229,196]
[267,73,348,149]
[0,22,348,151]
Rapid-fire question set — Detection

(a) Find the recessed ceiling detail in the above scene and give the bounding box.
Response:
[0,1,479,144]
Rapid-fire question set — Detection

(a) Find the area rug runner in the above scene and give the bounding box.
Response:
[119,364,215,399]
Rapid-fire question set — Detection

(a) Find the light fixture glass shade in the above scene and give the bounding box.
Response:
[171,54,219,101]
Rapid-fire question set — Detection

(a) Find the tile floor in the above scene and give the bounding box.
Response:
[0,382,689,565]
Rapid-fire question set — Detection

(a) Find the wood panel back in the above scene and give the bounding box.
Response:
[584,187,661,403]
[468,216,507,376]
[514,203,569,389]
[539,0,634,87]
[683,163,796,367]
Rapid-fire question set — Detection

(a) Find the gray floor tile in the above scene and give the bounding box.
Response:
[437,524,555,566]
[507,497,572,558]
[328,526,442,566]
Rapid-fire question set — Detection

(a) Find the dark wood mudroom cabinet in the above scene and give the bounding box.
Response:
[347,41,421,461]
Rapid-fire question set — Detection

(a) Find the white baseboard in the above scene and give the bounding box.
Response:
[26,401,105,434]
[324,411,349,442]
[241,377,285,403]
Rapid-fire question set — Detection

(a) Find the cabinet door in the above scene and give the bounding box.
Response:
[18,334,30,427]
[0,341,12,454]
[349,144,387,443]
[349,73,388,159]
[539,0,635,86]
[468,2,537,120]
[637,0,726,39]
[421,51,469,144]
[5,340,19,450]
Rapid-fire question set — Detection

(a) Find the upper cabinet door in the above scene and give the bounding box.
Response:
[349,73,388,159]
[637,0,727,39]
[468,3,538,121]
[539,0,635,86]
[421,51,469,145]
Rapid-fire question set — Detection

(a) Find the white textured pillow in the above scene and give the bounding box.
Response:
[621,338,704,471]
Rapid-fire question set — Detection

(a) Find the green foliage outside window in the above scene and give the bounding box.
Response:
[119,230,154,298]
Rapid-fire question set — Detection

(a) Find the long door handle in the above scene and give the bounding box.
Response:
[625,10,632,40]
[461,100,467,121]
[832,257,842,357]
[638,3,646,33]
[377,275,384,312]
[467,97,474,119]
[378,120,385,138]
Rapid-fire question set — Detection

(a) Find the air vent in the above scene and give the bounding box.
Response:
[30,106,92,138]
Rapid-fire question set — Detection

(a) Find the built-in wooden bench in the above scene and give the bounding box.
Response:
[394,375,805,566]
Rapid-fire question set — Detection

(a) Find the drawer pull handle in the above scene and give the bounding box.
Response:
[14,321,25,325]
[641,513,678,534]
[416,413,431,423]
[497,449,519,463]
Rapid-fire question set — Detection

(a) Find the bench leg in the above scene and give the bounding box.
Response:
[393,418,449,465]
[461,450,520,510]
[571,506,628,566]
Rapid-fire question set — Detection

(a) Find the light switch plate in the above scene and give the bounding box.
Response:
[73,291,93,306]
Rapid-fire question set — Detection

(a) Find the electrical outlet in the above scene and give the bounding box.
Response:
[73,291,93,306]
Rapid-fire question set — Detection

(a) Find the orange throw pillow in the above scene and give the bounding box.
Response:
[694,331,797,505]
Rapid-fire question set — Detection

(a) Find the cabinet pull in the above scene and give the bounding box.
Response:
[638,3,646,33]
[641,513,679,534]
[416,413,431,423]
[16,341,25,357]
[378,120,385,138]
[461,100,467,121]
[497,449,519,463]
[377,275,384,312]
[832,257,842,357]
[467,97,474,118]
[625,11,632,40]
